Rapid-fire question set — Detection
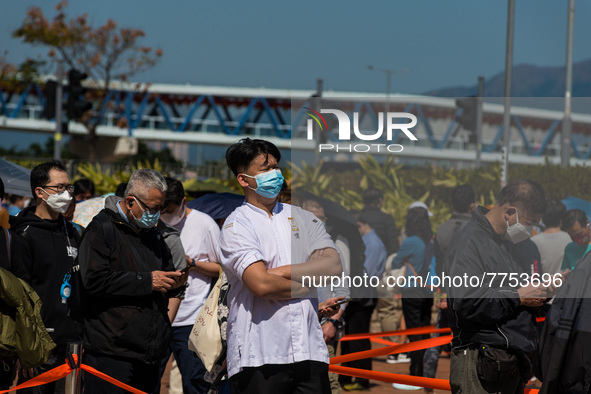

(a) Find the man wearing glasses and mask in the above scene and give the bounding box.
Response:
[10,160,82,394]
[77,168,187,394]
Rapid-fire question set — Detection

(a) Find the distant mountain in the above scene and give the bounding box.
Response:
[425,58,591,97]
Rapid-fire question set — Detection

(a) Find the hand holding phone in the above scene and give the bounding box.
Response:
[330,298,351,307]
[318,297,350,317]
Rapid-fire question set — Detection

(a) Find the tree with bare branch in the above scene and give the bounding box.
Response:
[13,1,162,159]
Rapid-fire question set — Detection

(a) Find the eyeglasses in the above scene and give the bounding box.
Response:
[43,184,74,193]
[131,195,161,214]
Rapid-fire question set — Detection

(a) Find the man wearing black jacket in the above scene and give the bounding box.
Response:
[446,180,550,393]
[9,161,81,394]
[78,169,187,394]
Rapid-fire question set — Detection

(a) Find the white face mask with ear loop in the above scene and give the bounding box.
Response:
[505,208,533,244]
[161,201,186,227]
[41,188,73,214]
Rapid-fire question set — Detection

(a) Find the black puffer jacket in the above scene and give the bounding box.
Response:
[78,199,176,363]
[446,207,538,355]
[9,207,82,346]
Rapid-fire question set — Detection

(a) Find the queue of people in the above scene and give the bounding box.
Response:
[0,137,589,394]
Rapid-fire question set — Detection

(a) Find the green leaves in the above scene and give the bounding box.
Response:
[289,154,591,231]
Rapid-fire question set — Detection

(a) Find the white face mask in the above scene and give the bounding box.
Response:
[161,202,186,227]
[506,208,533,244]
[41,188,73,214]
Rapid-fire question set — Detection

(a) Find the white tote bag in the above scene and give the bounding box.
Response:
[188,272,223,372]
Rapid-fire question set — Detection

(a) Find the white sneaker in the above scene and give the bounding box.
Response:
[396,353,411,363]
[392,383,422,390]
[386,353,411,364]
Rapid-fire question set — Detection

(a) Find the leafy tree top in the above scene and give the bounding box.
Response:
[13,1,162,85]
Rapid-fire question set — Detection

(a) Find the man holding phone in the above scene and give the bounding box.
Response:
[78,169,188,394]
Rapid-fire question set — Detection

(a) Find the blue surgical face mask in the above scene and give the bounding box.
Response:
[241,169,284,199]
[132,196,160,229]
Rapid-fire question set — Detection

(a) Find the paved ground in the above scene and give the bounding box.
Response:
[343,350,451,394]
[160,344,452,393]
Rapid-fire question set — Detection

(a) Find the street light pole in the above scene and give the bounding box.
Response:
[54,59,64,161]
[366,65,409,115]
[562,0,575,168]
[500,0,515,189]
[385,71,391,114]
[476,76,485,168]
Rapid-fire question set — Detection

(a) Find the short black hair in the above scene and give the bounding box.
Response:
[362,188,383,206]
[115,182,128,198]
[543,199,567,228]
[9,194,23,204]
[225,138,281,176]
[164,177,185,207]
[353,210,371,226]
[405,207,433,245]
[30,160,67,199]
[496,179,546,219]
[0,177,4,200]
[74,178,95,197]
[452,184,475,213]
[563,209,588,231]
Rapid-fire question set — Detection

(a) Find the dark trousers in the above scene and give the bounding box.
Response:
[450,347,524,394]
[159,325,209,394]
[83,352,160,394]
[17,345,68,394]
[401,293,433,377]
[338,299,376,388]
[229,361,330,394]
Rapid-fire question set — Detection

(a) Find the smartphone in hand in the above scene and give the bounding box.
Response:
[330,298,352,307]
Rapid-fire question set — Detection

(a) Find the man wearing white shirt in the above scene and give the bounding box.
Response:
[220,138,343,394]
[160,178,221,394]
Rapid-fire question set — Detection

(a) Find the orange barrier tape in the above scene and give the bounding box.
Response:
[340,325,451,341]
[0,362,71,394]
[329,365,452,391]
[343,318,545,342]
[0,355,148,394]
[330,365,541,393]
[331,335,452,365]
[370,338,398,346]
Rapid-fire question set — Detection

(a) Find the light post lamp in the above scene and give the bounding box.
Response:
[366,65,410,114]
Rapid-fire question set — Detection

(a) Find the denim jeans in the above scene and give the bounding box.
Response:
[423,308,449,391]
[159,325,209,394]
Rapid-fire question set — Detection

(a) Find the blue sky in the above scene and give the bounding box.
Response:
[2,0,590,94]
[1,1,590,151]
